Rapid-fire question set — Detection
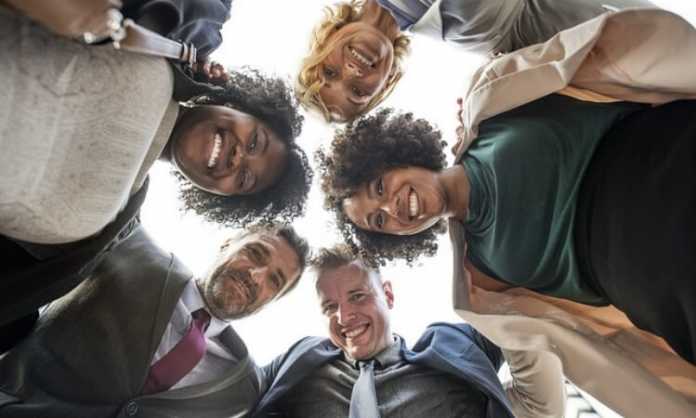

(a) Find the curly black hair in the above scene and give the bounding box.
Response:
[316,108,448,266]
[175,69,313,227]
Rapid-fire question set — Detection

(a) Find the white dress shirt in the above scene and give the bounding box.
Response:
[151,280,237,389]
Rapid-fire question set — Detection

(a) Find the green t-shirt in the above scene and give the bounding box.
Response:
[461,94,642,305]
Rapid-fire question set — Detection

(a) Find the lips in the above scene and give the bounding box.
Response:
[341,323,370,341]
[348,45,375,69]
[207,132,223,168]
[408,187,419,219]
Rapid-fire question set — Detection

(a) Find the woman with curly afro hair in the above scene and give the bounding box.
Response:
[317,108,450,266]
[165,69,313,227]
[320,94,696,366]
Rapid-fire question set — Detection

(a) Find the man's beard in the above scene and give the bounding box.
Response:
[200,263,259,320]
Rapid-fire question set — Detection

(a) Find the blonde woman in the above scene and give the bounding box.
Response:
[297,0,655,122]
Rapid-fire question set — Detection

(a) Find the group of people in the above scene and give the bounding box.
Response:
[1,0,695,417]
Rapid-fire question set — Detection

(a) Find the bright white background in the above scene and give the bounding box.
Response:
[141,0,695,381]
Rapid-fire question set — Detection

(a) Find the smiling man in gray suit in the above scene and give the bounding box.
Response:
[0,221,309,418]
[254,246,565,418]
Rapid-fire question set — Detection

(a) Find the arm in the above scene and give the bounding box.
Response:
[502,349,566,418]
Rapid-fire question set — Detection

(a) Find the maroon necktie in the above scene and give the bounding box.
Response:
[141,309,211,394]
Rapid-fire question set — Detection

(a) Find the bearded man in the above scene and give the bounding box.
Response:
[0,222,308,418]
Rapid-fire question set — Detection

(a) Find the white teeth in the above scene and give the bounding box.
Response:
[409,190,418,217]
[350,47,372,67]
[207,133,222,168]
[344,324,368,339]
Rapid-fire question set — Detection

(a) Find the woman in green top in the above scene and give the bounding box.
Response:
[317,95,696,364]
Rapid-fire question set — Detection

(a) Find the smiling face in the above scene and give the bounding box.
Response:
[171,105,289,196]
[343,166,447,236]
[199,231,301,320]
[317,262,393,360]
[318,22,395,121]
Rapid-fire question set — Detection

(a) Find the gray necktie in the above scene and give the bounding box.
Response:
[349,360,380,418]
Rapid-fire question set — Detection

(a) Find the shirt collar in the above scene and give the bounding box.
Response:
[343,335,405,369]
[181,280,229,338]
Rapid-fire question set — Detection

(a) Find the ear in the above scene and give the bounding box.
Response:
[382,280,394,309]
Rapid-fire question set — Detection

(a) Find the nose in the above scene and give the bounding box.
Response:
[249,265,269,285]
[337,303,356,325]
[229,141,244,169]
[379,194,401,220]
[345,61,363,77]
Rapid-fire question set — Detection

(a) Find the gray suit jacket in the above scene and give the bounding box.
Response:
[0,226,261,418]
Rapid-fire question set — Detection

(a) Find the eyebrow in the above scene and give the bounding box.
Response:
[260,127,270,154]
[247,242,271,264]
[363,183,376,229]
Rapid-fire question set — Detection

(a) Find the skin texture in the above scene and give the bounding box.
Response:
[318,0,400,121]
[343,165,470,236]
[170,105,289,196]
[317,262,394,360]
[198,232,302,320]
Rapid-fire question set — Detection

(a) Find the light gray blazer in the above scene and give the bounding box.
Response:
[384,0,654,53]
[0,226,262,418]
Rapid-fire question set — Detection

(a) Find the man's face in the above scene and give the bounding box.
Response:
[199,231,301,320]
[317,262,394,360]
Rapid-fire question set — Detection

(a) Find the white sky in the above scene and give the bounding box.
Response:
[141,0,696,376]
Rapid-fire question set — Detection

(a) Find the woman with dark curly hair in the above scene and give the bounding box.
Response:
[318,95,696,368]
[165,70,313,227]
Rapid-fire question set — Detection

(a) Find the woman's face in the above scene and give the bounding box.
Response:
[343,166,446,236]
[319,22,395,121]
[171,105,288,196]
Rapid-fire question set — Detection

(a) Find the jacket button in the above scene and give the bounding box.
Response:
[125,401,139,416]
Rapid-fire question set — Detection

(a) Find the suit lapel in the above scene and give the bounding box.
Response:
[256,339,341,414]
[404,328,514,418]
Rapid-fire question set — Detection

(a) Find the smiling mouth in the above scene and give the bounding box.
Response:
[349,46,375,68]
[207,132,223,169]
[342,323,369,341]
[408,188,419,219]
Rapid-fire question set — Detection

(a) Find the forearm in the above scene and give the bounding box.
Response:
[503,349,566,418]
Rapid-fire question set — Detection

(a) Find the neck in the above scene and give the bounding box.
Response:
[439,165,470,220]
[359,0,401,41]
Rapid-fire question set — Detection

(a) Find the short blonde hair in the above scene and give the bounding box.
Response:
[296,0,410,122]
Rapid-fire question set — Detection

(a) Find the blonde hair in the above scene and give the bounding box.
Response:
[296,0,410,122]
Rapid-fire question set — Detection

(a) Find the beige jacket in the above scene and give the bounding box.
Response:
[450,9,696,417]
[450,222,696,418]
[454,8,696,158]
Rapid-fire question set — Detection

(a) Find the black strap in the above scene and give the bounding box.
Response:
[0,178,150,327]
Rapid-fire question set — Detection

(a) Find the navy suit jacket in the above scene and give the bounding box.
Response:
[253,323,515,418]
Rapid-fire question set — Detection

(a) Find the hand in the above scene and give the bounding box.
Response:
[192,59,229,86]
[453,97,467,154]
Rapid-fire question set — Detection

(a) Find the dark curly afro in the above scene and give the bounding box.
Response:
[316,108,448,266]
[175,69,313,227]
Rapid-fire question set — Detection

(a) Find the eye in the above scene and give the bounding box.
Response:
[323,65,338,79]
[375,212,385,230]
[376,177,384,196]
[323,303,338,315]
[247,130,258,154]
[350,293,366,302]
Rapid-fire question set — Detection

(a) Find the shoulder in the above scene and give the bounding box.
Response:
[419,322,480,344]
